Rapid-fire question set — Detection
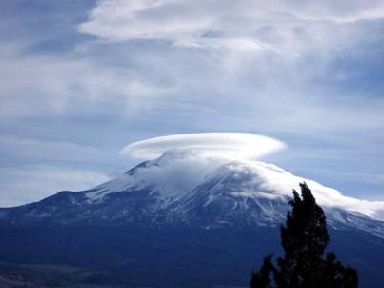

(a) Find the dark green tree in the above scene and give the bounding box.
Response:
[250,183,358,288]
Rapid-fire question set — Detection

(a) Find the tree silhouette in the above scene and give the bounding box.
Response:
[250,183,358,288]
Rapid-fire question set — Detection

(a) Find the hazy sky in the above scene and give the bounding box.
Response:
[0,0,383,207]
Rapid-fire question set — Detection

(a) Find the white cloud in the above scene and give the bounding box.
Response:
[0,166,110,207]
[2,2,383,134]
[75,0,384,138]
[0,45,169,118]
[121,133,286,160]
[79,0,384,54]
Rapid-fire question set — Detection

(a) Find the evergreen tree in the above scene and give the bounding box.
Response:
[250,183,358,288]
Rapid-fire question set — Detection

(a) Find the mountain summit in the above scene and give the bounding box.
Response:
[1,150,383,237]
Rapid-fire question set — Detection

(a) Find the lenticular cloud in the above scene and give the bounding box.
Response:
[121,133,286,160]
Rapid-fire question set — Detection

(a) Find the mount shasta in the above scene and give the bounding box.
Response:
[0,150,383,287]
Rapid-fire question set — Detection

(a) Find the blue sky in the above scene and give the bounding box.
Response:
[0,0,383,207]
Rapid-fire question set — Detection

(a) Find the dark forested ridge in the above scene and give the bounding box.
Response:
[0,225,382,287]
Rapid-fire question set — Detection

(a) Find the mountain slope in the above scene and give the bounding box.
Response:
[1,150,383,236]
[0,150,384,287]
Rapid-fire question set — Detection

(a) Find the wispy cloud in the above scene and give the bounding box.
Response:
[79,0,384,54]
[0,44,170,119]
[75,0,384,136]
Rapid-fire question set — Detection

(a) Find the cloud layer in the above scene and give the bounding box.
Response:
[121,133,286,160]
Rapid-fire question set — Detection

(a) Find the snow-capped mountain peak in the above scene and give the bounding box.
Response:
[1,150,383,238]
[84,150,384,222]
[88,150,229,201]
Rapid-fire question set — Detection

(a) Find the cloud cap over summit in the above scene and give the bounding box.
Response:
[121,133,286,160]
